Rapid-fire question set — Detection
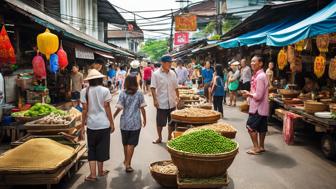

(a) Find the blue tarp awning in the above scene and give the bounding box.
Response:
[267,0,336,46]
[219,0,336,48]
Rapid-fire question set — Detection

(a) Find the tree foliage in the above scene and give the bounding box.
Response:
[140,39,169,61]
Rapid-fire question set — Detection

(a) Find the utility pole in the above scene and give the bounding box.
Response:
[169,9,174,52]
[216,0,226,35]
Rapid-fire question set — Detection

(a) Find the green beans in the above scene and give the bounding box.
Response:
[168,130,237,154]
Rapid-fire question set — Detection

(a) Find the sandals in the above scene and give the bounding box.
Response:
[125,167,134,173]
[246,150,260,155]
[152,139,162,144]
[98,170,110,177]
[84,176,97,182]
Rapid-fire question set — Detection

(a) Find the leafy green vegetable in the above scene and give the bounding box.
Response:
[168,130,237,154]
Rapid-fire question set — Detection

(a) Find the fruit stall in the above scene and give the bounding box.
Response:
[150,106,239,188]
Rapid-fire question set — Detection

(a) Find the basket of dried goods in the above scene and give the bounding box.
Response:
[24,112,76,131]
[150,160,178,188]
[278,89,300,98]
[185,102,213,110]
[183,123,237,139]
[167,130,239,178]
[239,102,249,113]
[171,108,221,124]
[304,100,329,114]
[11,103,67,123]
[0,138,76,174]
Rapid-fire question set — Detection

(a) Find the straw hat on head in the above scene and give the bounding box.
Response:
[84,69,106,80]
[230,61,240,66]
[130,60,140,69]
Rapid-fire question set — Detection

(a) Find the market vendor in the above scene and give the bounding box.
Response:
[302,77,319,93]
[70,65,83,109]
[91,58,105,72]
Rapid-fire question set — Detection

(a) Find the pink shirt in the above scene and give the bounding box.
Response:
[248,69,269,116]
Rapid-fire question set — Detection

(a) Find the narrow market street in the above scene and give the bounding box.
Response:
[51,94,336,189]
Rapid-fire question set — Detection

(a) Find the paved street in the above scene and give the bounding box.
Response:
[12,94,336,189]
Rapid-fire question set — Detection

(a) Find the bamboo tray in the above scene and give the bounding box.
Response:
[171,115,220,124]
[24,117,76,130]
[177,172,229,188]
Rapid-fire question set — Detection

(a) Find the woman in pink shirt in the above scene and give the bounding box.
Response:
[242,55,269,155]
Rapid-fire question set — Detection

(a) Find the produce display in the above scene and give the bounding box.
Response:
[33,113,73,125]
[168,130,237,154]
[151,161,178,175]
[172,108,220,118]
[180,94,200,100]
[178,89,195,95]
[0,138,75,173]
[183,123,237,136]
[11,103,67,117]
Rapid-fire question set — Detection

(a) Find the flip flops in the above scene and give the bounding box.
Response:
[246,150,260,155]
[125,167,134,173]
[152,139,162,144]
[98,170,110,177]
[84,176,97,182]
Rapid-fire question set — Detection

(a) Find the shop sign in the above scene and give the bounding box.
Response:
[174,32,189,45]
[175,14,197,31]
[75,46,94,60]
[314,55,326,78]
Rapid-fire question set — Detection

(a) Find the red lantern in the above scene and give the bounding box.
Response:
[57,42,68,70]
[0,25,16,64]
[32,52,47,79]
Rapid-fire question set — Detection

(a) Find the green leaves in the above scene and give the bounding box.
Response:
[140,39,169,61]
[168,129,237,154]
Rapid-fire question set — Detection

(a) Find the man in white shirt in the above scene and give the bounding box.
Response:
[239,58,252,91]
[151,55,179,144]
[175,59,189,85]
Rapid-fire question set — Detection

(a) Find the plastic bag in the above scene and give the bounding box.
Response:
[57,42,68,70]
[32,53,46,79]
[49,54,59,74]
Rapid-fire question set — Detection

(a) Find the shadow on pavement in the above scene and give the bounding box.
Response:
[255,150,297,169]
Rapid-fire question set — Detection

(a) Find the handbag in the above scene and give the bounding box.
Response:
[228,80,239,91]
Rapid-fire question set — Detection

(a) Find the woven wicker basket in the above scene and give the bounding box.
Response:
[167,143,239,178]
[239,103,249,113]
[304,100,328,114]
[171,114,220,124]
[149,161,177,188]
[279,89,300,98]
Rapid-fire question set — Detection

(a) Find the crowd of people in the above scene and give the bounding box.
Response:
[70,54,274,181]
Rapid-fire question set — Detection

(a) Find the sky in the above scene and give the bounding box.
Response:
[108,0,202,40]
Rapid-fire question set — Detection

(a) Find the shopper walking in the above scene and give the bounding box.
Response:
[80,69,114,181]
[151,55,179,143]
[143,62,153,95]
[70,65,83,109]
[242,55,269,155]
[211,64,225,118]
[239,58,252,91]
[114,75,146,173]
[228,61,240,106]
[116,65,127,91]
[202,61,214,102]
[107,64,116,90]
[175,59,189,85]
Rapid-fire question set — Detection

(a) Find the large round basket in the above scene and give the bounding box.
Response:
[304,100,328,114]
[167,143,239,178]
[149,161,177,188]
[278,89,300,98]
[171,114,220,124]
[14,115,45,123]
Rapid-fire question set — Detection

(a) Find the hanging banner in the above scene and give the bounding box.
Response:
[314,55,326,78]
[174,32,189,45]
[0,25,16,64]
[175,14,197,31]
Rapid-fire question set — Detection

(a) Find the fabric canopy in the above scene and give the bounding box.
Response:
[267,0,336,46]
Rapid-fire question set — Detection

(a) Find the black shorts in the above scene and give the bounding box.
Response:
[121,129,141,146]
[157,108,176,127]
[71,91,80,101]
[246,112,268,133]
[240,82,251,91]
[145,79,151,86]
[87,128,111,162]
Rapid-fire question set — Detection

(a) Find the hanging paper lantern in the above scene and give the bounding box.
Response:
[316,34,329,53]
[0,25,16,64]
[277,49,287,70]
[37,29,59,60]
[57,42,68,70]
[329,57,336,80]
[49,54,59,74]
[295,40,305,52]
[314,55,326,78]
[32,52,46,79]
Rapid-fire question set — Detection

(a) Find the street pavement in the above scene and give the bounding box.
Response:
[11,94,336,189]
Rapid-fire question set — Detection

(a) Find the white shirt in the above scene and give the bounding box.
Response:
[151,68,178,109]
[240,66,252,83]
[175,66,189,84]
[80,86,112,130]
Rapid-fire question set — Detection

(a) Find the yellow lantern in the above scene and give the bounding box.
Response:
[314,55,326,78]
[277,49,287,70]
[37,29,59,60]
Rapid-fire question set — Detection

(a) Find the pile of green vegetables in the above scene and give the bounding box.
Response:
[168,129,237,154]
[12,103,67,117]
[332,112,336,120]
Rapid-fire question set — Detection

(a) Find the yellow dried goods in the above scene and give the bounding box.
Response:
[329,57,336,80]
[0,138,75,172]
[314,55,326,78]
[277,49,287,70]
[183,122,237,135]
